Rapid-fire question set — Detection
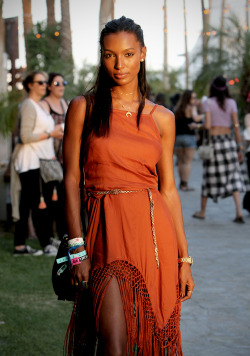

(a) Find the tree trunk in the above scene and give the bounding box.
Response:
[60,0,73,63]
[99,0,114,34]
[0,0,7,94]
[46,0,56,27]
[163,0,169,90]
[183,0,189,89]
[246,0,249,31]
[201,0,212,66]
[22,0,33,68]
[219,0,225,61]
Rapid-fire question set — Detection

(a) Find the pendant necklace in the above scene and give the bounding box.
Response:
[119,101,133,118]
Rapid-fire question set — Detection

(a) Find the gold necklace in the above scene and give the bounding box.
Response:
[118,100,139,118]
[111,89,134,96]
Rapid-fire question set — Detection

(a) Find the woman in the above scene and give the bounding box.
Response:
[175,90,204,191]
[193,75,247,223]
[41,72,68,164]
[41,73,69,242]
[63,17,194,355]
[13,71,63,255]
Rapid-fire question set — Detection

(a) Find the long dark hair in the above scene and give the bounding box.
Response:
[81,16,149,164]
[175,90,193,119]
[209,75,231,110]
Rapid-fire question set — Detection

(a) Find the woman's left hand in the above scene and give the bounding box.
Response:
[238,151,243,163]
[179,263,195,302]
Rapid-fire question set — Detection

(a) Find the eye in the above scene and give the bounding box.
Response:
[125,52,134,57]
[103,53,113,59]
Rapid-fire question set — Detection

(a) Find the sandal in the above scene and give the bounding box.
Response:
[179,181,195,192]
[233,217,245,224]
[192,212,205,220]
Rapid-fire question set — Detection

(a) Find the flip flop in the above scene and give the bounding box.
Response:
[192,212,205,220]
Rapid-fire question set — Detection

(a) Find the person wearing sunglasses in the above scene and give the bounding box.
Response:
[41,72,68,165]
[41,73,69,244]
[11,71,64,256]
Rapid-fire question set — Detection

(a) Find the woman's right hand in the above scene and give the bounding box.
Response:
[51,124,64,139]
[70,247,91,288]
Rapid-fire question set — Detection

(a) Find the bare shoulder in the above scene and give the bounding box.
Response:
[151,103,175,136]
[69,95,86,110]
[67,96,87,119]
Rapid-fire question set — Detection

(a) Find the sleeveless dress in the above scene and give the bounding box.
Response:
[65,106,182,356]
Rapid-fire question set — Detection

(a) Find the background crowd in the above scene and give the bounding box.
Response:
[3,70,249,258]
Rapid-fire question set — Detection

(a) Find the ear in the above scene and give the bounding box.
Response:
[140,46,147,62]
[28,82,33,91]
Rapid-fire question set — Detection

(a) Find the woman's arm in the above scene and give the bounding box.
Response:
[20,100,40,143]
[191,105,204,122]
[155,106,195,301]
[63,96,91,286]
[232,111,243,162]
[21,99,63,143]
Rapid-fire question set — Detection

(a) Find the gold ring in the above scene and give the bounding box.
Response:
[187,290,193,293]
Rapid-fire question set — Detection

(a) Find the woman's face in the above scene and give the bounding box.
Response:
[28,73,47,98]
[190,92,196,105]
[48,75,66,98]
[102,31,146,87]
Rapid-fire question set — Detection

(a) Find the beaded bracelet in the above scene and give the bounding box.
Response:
[68,237,85,247]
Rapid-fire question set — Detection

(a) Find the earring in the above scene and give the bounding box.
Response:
[141,59,144,62]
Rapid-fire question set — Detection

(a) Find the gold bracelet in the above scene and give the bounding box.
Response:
[178,256,193,266]
[234,123,239,128]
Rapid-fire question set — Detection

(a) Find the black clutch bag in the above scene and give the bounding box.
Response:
[52,235,76,301]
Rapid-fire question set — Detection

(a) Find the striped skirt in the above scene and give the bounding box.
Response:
[201,134,249,202]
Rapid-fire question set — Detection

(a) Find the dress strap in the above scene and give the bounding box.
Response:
[150,104,158,115]
[43,98,52,113]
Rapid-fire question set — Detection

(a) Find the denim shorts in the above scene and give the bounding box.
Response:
[175,134,197,149]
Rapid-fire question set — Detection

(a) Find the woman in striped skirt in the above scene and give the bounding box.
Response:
[193,75,248,223]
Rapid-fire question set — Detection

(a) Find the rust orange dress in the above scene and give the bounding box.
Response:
[66,105,182,356]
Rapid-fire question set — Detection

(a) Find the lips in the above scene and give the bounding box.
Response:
[114,73,128,79]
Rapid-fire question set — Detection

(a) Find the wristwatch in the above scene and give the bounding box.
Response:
[178,256,193,266]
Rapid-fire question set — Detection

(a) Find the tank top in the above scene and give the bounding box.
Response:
[175,116,195,136]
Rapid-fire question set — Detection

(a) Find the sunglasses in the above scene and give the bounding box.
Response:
[33,80,48,85]
[53,81,68,87]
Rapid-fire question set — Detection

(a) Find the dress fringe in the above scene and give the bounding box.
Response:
[64,260,182,356]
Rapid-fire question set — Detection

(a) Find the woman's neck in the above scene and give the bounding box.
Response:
[29,92,41,103]
[45,94,62,104]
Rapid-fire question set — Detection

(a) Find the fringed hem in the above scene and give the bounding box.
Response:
[64,260,182,356]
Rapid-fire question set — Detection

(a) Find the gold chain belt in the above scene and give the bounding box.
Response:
[87,188,159,269]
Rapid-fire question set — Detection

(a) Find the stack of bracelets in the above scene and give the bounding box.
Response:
[56,237,88,269]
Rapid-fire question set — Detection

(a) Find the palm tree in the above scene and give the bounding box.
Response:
[163,0,169,90]
[46,0,56,27]
[183,0,189,88]
[218,0,225,61]
[0,0,6,94]
[201,0,212,66]
[22,0,33,68]
[246,0,249,31]
[99,0,114,34]
[60,0,73,64]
